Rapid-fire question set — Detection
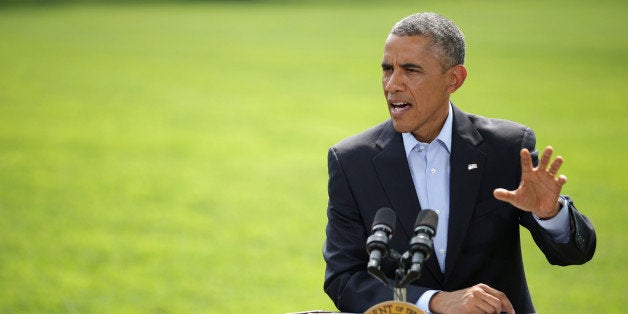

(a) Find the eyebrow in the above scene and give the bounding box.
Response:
[381,62,425,72]
[401,63,424,71]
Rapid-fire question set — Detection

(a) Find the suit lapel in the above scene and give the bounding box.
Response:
[372,121,444,285]
[444,106,486,281]
[372,121,419,236]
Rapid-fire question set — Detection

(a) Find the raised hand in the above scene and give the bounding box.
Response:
[493,146,567,219]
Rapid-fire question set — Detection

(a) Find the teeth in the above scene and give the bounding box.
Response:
[392,102,407,107]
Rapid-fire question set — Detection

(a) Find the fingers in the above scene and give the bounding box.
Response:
[471,292,502,313]
[479,284,515,314]
[547,155,563,176]
[464,284,514,314]
[557,174,568,187]
[430,284,514,314]
[538,146,553,171]
[539,146,565,174]
[526,146,566,178]
[519,148,533,175]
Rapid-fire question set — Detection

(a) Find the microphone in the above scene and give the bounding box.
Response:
[366,207,396,286]
[399,209,438,287]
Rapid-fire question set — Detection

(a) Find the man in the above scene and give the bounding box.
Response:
[323,12,596,314]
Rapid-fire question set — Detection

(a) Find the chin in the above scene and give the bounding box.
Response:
[391,120,413,134]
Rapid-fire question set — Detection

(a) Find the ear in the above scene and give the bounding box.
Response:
[447,65,467,93]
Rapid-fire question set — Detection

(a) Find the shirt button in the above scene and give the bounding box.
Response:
[439,249,445,254]
[430,168,436,174]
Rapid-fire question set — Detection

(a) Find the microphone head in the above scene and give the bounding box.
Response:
[414,209,438,234]
[372,207,396,231]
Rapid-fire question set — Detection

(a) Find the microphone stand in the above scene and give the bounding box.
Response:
[384,250,426,302]
[364,250,426,314]
[393,264,407,301]
[386,250,409,302]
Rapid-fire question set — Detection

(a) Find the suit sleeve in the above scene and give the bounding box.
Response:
[523,198,597,265]
[519,128,597,265]
[322,147,427,312]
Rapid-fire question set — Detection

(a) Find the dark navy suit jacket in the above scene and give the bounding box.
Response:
[323,105,596,313]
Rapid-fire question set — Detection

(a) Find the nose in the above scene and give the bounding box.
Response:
[383,70,404,93]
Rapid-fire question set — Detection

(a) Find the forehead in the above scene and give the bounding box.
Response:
[383,34,438,63]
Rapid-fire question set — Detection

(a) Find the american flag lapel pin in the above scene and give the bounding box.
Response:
[467,163,478,170]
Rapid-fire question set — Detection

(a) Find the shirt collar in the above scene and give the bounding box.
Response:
[402,103,453,157]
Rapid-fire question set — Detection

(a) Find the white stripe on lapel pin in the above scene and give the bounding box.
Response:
[467,163,478,170]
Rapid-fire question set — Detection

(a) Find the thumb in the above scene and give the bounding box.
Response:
[493,188,514,203]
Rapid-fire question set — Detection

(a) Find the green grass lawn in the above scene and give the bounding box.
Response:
[0,0,626,313]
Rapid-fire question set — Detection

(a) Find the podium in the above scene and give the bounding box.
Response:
[286,311,348,314]
[287,311,353,314]
[364,301,424,314]
[288,301,425,314]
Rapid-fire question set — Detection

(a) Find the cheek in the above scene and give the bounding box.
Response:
[407,83,428,103]
[409,80,443,102]
[407,78,428,93]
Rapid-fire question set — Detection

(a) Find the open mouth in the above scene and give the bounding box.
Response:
[390,102,411,113]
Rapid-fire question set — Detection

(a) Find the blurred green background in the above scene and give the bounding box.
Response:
[0,0,626,313]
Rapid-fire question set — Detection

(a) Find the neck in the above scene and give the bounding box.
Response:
[412,128,440,143]
[412,105,449,143]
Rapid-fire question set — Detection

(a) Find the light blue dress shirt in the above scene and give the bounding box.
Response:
[402,104,571,313]
[402,106,453,274]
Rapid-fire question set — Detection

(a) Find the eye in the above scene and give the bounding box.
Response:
[405,67,422,74]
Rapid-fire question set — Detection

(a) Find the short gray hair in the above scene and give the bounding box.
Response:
[391,12,465,70]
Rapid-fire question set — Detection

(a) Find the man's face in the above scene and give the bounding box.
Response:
[382,34,457,142]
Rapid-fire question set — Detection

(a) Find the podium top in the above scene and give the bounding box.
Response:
[289,300,425,314]
[287,311,356,314]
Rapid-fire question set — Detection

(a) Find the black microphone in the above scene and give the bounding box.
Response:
[366,207,396,286]
[399,209,438,287]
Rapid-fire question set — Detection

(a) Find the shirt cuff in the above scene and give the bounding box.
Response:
[416,289,440,314]
[533,199,571,243]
